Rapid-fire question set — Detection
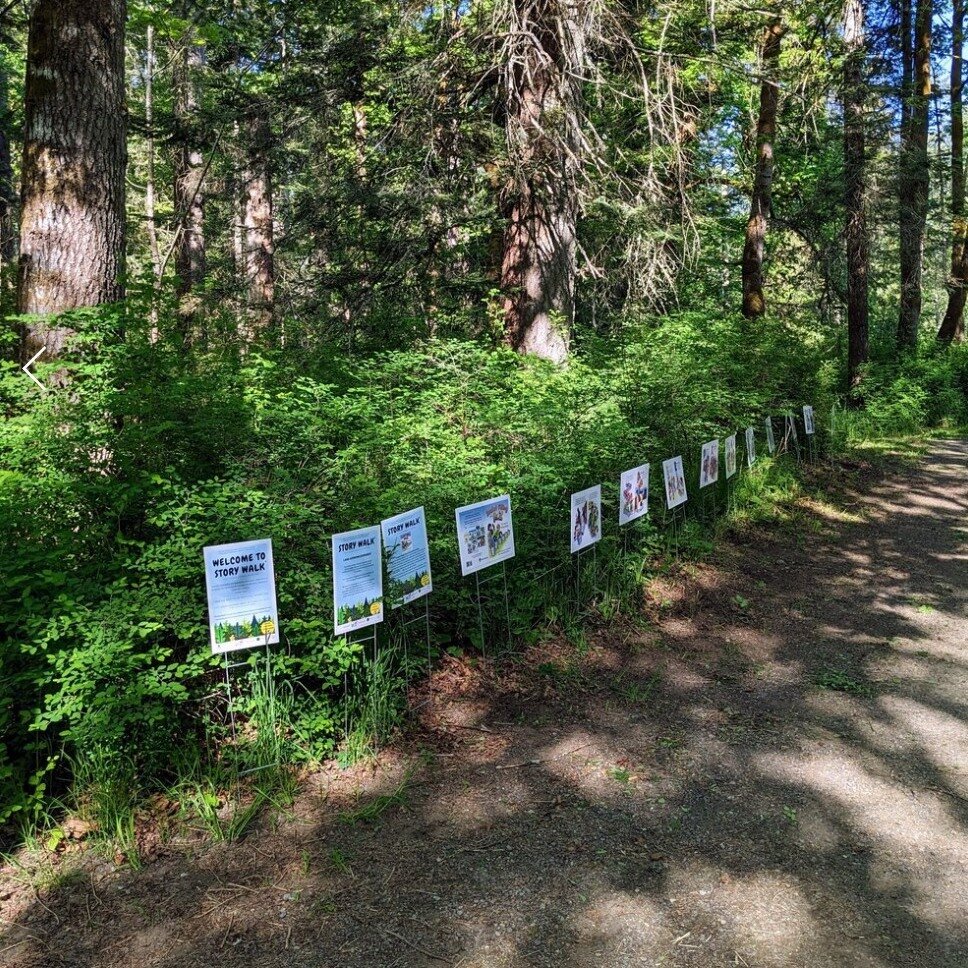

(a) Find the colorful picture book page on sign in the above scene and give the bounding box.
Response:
[663,456,688,509]
[619,463,650,526]
[570,485,602,553]
[204,538,280,655]
[725,434,737,478]
[765,417,776,454]
[332,525,384,635]
[699,439,719,488]
[745,426,756,467]
[381,506,433,609]
[455,495,515,576]
[803,404,815,435]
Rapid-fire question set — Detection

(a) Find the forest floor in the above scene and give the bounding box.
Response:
[2,440,967,968]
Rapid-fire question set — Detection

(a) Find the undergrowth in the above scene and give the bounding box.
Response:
[1,305,965,861]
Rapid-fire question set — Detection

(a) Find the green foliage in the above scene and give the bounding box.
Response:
[339,772,412,826]
[813,664,875,698]
[828,344,968,445]
[4,0,968,859]
[1,295,964,845]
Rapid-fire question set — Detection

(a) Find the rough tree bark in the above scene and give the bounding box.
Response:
[144,26,161,279]
[143,24,161,339]
[741,18,785,319]
[174,31,206,328]
[844,0,869,400]
[939,0,966,344]
[0,73,14,273]
[900,0,913,135]
[18,0,127,360]
[240,109,274,338]
[897,0,932,350]
[499,0,581,364]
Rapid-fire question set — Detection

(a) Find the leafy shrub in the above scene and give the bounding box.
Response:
[0,302,945,836]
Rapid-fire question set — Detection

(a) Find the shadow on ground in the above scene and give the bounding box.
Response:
[3,441,967,967]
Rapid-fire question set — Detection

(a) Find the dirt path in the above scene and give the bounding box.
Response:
[3,441,967,968]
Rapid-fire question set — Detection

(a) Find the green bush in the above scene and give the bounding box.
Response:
[842,346,968,438]
[1,303,961,837]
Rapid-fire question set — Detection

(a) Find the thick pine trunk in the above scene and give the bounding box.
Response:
[174,35,206,327]
[900,0,913,134]
[897,0,932,350]
[500,169,576,363]
[0,74,14,272]
[844,0,869,400]
[18,0,127,360]
[240,111,274,338]
[499,1,578,364]
[741,19,784,319]
[939,0,966,344]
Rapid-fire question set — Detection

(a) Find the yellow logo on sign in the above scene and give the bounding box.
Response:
[260,620,275,636]
[370,603,381,616]
[420,574,430,587]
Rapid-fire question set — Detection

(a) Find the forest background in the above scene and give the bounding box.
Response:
[1,0,967,853]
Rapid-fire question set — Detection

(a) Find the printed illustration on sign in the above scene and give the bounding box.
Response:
[663,456,688,509]
[381,506,433,609]
[699,439,719,488]
[204,538,280,655]
[333,525,384,635]
[745,426,756,467]
[725,434,737,478]
[619,463,650,526]
[455,495,515,576]
[570,485,602,553]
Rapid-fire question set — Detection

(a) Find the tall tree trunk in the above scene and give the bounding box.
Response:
[499,0,580,364]
[240,110,274,339]
[229,122,243,295]
[741,18,784,319]
[939,0,966,344]
[900,0,913,135]
[897,0,932,350]
[144,25,161,340]
[0,72,14,274]
[844,0,869,401]
[144,26,161,291]
[17,0,127,360]
[174,32,206,330]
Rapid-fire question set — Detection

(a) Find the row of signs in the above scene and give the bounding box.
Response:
[203,406,816,654]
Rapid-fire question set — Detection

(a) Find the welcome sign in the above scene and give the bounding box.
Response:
[204,538,280,654]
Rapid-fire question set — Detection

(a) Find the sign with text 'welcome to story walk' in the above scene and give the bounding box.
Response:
[204,538,280,654]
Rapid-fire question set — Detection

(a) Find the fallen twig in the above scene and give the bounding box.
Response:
[349,911,456,964]
[220,914,235,948]
[496,743,592,770]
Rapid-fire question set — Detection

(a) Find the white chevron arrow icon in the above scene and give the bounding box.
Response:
[22,347,46,392]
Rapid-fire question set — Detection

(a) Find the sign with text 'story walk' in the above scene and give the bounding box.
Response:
[204,538,280,654]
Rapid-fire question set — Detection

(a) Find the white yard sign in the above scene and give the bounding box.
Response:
[455,495,515,576]
[619,463,650,526]
[700,439,720,488]
[663,456,688,509]
[204,538,280,655]
[803,405,816,435]
[725,434,737,478]
[570,485,602,553]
